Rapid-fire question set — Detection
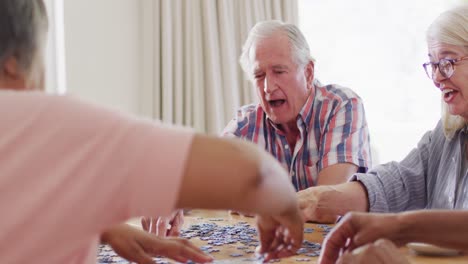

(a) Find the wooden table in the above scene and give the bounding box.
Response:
[175,210,468,264]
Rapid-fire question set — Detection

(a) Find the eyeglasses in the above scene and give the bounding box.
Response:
[422,56,468,80]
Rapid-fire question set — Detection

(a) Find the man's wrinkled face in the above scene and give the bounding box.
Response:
[249,32,313,127]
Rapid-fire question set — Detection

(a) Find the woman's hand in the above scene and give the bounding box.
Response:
[101,224,212,264]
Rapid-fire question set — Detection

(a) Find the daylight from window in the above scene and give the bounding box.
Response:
[299,0,457,164]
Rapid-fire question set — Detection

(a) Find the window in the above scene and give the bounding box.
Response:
[299,0,455,164]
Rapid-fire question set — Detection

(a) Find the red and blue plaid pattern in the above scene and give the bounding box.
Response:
[223,83,371,191]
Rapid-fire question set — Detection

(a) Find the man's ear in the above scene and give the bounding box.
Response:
[305,61,315,90]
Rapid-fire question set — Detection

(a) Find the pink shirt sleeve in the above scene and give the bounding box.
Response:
[0,91,193,263]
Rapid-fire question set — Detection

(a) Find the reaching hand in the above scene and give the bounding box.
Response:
[101,224,212,264]
[335,239,410,264]
[255,207,304,262]
[319,212,404,264]
[141,210,184,237]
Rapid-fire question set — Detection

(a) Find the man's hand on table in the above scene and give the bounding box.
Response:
[319,212,405,264]
[297,186,341,224]
[101,223,213,264]
[141,210,184,237]
[255,206,304,262]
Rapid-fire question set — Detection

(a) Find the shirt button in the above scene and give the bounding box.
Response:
[285,145,289,149]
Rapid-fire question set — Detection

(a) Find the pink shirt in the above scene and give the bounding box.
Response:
[0,91,193,263]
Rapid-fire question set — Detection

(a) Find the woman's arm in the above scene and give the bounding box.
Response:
[177,135,304,260]
[320,210,468,264]
[176,135,298,215]
[397,210,468,250]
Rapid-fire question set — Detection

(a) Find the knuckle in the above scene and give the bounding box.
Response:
[376,238,394,248]
[365,243,378,255]
[181,239,191,246]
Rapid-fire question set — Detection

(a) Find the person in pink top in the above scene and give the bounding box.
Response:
[0,1,304,263]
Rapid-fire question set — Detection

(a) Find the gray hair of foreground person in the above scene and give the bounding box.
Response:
[0,0,48,88]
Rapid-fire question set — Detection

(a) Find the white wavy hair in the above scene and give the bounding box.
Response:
[239,20,315,81]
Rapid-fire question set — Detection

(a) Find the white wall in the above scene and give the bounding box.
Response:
[63,0,141,114]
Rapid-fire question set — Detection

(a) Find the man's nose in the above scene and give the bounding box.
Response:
[264,75,278,94]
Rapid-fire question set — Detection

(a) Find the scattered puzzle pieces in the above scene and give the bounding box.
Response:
[97,221,332,263]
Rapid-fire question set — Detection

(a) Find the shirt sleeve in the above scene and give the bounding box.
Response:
[0,92,193,241]
[220,105,257,138]
[318,97,371,172]
[349,128,433,213]
[222,117,240,137]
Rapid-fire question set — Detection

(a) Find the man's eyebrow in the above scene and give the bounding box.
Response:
[253,65,289,75]
[253,69,264,75]
[272,65,289,70]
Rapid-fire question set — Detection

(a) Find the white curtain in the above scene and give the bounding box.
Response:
[44,0,66,94]
[141,0,298,134]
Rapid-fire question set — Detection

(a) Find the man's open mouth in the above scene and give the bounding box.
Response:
[268,99,286,107]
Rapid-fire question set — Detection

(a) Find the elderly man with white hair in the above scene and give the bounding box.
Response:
[145,20,373,235]
[223,21,372,221]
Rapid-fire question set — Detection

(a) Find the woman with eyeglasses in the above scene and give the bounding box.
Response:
[294,4,468,264]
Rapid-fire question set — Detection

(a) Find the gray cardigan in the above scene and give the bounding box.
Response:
[352,120,468,212]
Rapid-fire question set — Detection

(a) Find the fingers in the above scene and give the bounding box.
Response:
[255,216,291,261]
[256,212,303,262]
[156,217,169,237]
[142,217,159,235]
[229,210,240,215]
[274,207,304,255]
[141,217,160,235]
[107,224,210,264]
[373,239,410,264]
[319,213,359,264]
[283,210,304,252]
[256,216,277,255]
[230,210,255,217]
[107,230,156,264]
[141,217,150,232]
[336,239,409,264]
[125,240,158,264]
[147,237,213,263]
[167,210,184,237]
[144,210,185,237]
[336,245,369,264]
